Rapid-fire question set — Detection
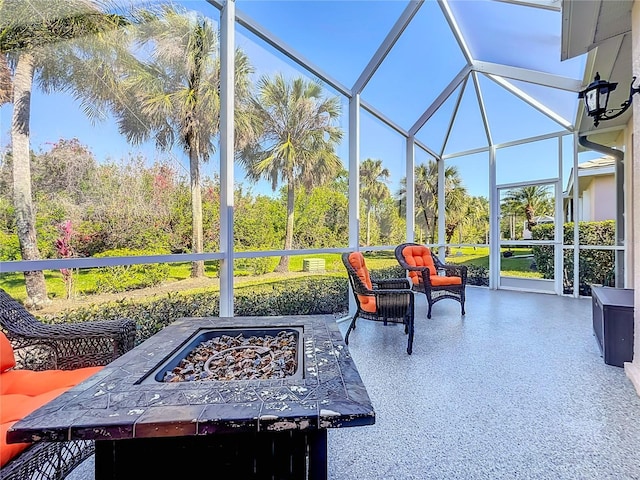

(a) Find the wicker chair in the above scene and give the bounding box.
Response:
[395,243,467,319]
[342,252,415,354]
[0,288,136,480]
[0,288,136,371]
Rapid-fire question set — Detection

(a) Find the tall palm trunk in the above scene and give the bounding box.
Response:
[276,183,295,272]
[366,207,371,246]
[11,52,49,308]
[525,204,536,230]
[189,146,204,277]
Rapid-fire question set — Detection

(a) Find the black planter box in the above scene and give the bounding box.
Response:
[592,286,634,367]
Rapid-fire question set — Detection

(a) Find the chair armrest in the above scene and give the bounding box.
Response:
[374,289,414,315]
[372,278,411,290]
[11,318,136,370]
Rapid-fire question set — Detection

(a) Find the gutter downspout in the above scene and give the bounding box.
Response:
[578,135,625,288]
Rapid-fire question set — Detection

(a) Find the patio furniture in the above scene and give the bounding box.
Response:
[395,243,467,319]
[0,288,136,480]
[0,288,136,371]
[342,252,415,354]
[6,315,375,480]
[591,286,634,367]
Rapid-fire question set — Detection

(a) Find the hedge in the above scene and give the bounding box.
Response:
[42,275,349,344]
[531,221,615,295]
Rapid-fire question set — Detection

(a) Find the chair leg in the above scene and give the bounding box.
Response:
[460,292,466,315]
[427,302,433,319]
[406,315,414,355]
[345,314,358,345]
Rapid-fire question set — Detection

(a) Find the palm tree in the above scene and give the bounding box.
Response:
[0,0,126,307]
[240,74,343,272]
[360,158,390,246]
[106,5,254,277]
[442,169,467,246]
[398,160,464,244]
[502,185,553,231]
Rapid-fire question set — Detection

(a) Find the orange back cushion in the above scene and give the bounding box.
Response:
[401,245,436,284]
[0,332,15,373]
[348,252,373,290]
[348,252,376,313]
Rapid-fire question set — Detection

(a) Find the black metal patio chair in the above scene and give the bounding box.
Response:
[395,243,467,319]
[342,252,415,354]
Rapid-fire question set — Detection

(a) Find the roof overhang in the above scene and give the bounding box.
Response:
[561,0,633,143]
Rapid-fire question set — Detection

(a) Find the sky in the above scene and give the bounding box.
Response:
[0,0,601,202]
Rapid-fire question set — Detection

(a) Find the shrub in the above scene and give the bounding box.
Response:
[532,221,615,295]
[42,275,349,344]
[93,249,170,293]
[467,264,489,286]
[369,264,406,280]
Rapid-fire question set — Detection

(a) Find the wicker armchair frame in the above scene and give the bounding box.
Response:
[394,243,467,319]
[0,288,136,480]
[342,253,415,354]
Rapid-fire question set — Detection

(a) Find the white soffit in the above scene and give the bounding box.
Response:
[561,0,632,61]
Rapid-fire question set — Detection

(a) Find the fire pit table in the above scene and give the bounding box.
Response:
[7,315,374,479]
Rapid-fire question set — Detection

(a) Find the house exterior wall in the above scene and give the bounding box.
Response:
[624,0,640,395]
[581,187,592,221]
[586,176,616,221]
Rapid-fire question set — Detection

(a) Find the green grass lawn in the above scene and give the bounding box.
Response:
[1,247,545,303]
[445,246,543,278]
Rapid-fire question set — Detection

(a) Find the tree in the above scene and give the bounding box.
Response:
[502,185,553,231]
[0,0,126,307]
[398,159,464,244]
[240,74,343,272]
[100,5,254,277]
[443,170,467,246]
[359,158,390,246]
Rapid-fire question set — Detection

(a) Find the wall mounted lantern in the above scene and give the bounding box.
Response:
[578,72,640,127]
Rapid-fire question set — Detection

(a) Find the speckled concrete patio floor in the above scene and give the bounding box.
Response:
[69,287,640,480]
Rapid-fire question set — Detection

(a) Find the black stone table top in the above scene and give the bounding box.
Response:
[8,315,375,444]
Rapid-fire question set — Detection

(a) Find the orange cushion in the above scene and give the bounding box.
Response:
[402,245,437,285]
[0,332,15,373]
[348,252,376,313]
[1,389,70,423]
[0,366,102,467]
[0,367,102,396]
[430,275,462,287]
[1,421,28,468]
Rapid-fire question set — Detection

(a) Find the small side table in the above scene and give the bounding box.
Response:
[591,286,634,367]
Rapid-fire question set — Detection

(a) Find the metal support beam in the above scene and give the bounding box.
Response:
[489,145,499,289]
[352,1,424,93]
[406,136,416,242]
[348,94,361,315]
[438,0,474,65]
[484,73,573,130]
[409,65,471,136]
[219,0,235,316]
[471,71,493,146]
[472,61,583,92]
[437,157,445,258]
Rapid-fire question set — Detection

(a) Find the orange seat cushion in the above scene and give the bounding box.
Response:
[0,332,102,467]
[1,421,27,469]
[348,252,376,313]
[0,367,102,396]
[430,275,462,286]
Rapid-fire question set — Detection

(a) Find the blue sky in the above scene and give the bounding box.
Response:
[0,0,597,201]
